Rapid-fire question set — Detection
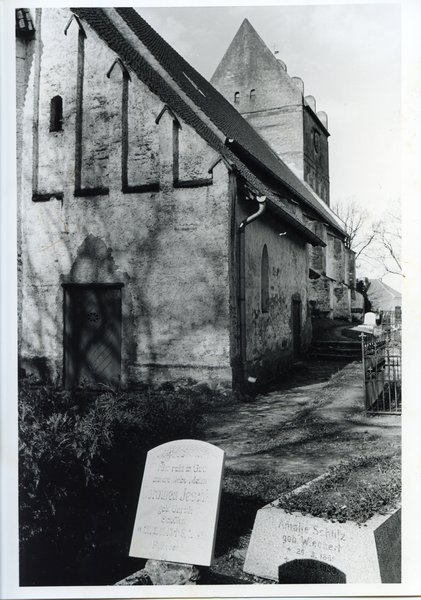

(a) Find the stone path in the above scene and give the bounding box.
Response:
[203,361,401,477]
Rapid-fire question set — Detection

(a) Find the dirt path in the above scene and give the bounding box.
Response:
[203,360,401,477]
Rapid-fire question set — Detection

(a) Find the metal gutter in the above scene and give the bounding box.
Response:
[238,196,267,380]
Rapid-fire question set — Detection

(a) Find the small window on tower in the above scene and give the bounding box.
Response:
[234,91,240,104]
[250,89,256,101]
[50,95,63,132]
[313,129,320,153]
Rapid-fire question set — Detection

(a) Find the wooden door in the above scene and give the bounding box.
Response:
[64,285,122,388]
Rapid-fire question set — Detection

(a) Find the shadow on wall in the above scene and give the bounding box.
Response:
[21,181,231,387]
[21,216,157,387]
[19,202,68,383]
[21,194,229,387]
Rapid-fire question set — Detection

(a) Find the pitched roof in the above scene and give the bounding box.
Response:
[211,19,303,114]
[211,19,329,138]
[70,8,341,241]
[212,18,282,80]
[370,279,401,298]
[366,279,402,312]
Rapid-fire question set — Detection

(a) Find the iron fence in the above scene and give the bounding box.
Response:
[361,328,401,415]
[378,309,402,341]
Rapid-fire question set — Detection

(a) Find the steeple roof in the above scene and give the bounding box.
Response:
[212,18,289,88]
[211,18,305,117]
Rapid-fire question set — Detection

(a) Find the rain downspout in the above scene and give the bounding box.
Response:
[238,196,266,384]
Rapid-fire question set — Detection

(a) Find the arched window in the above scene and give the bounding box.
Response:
[312,128,320,153]
[50,95,63,132]
[250,89,256,101]
[261,245,269,313]
[234,91,240,104]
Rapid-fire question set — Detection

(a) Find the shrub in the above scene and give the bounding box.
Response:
[18,378,219,585]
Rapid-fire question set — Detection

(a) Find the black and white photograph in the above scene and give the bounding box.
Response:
[1,1,421,598]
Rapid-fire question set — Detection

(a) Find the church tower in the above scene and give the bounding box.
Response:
[211,19,330,206]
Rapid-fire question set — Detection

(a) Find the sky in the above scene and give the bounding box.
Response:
[136,4,402,287]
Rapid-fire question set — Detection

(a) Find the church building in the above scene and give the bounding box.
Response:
[211,19,363,321]
[16,8,359,391]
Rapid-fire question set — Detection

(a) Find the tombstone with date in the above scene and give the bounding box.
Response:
[130,439,224,569]
[244,497,401,583]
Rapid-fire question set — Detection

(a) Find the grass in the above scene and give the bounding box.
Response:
[19,359,401,585]
[275,454,401,524]
[223,470,310,502]
[203,360,401,581]
[208,454,401,582]
[18,377,227,586]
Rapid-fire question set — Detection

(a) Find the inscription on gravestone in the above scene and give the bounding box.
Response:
[244,500,401,583]
[130,440,224,566]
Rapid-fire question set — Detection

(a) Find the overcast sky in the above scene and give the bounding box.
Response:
[136,4,401,215]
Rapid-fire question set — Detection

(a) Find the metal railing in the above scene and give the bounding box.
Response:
[361,325,401,414]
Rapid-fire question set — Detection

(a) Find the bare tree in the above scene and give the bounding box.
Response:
[332,197,402,281]
[331,198,377,257]
[371,200,402,275]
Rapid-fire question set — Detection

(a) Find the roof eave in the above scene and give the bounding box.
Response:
[226,138,345,236]
[266,198,326,247]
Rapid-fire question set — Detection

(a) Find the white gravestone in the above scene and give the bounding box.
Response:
[130,440,225,567]
[363,312,377,327]
[244,499,401,583]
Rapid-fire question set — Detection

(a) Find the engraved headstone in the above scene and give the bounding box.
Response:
[130,440,225,566]
[243,499,401,583]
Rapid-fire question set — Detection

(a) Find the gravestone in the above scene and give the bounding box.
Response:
[243,498,401,583]
[130,439,224,567]
[363,312,377,327]
[353,311,381,337]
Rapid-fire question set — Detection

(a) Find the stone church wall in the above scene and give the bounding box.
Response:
[18,8,232,387]
[16,32,36,362]
[211,17,358,324]
[240,205,311,383]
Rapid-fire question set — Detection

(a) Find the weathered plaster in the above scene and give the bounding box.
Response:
[19,9,232,387]
[18,8,335,391]
[238,200,311,383]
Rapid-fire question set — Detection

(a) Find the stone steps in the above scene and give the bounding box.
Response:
[310,340,361,361]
